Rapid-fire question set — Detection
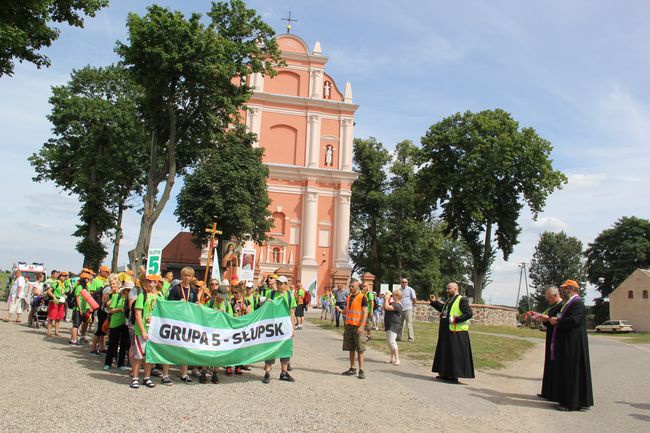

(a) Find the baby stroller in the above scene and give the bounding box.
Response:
[30,295,48,329]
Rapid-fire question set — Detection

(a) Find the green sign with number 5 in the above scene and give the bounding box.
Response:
[147,248,162,275]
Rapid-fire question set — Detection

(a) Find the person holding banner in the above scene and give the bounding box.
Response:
[162,272,173,298]
[199,284,233,384]
[262,275,296,384]
[130,274,162,389]
[245,281,258,312]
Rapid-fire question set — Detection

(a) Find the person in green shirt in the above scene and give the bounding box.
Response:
[104,281,131,371]
[262,275,296,384]
[161,272,173,299]
[294,282,306,330]
[46,271,68,337]
[130,274,161,389]
[320,288,332,321]
[69,272,91,345]
[363,283,376,339]
[244,281,258,313]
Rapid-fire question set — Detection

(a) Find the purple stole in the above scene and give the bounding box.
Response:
[550,295,581,361]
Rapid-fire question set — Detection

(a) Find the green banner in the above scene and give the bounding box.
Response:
[146,298,293,366]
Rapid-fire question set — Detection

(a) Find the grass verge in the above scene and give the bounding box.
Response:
[308,317,536,370]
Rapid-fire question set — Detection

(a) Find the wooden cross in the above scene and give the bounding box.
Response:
[202,222,223,291]
[282,11,298,34]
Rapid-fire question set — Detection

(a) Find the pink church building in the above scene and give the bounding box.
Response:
[243,34,358,295]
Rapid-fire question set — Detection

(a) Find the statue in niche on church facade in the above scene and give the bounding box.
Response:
[325,144,334,166]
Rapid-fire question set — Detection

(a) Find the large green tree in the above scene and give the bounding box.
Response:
[0,0,108,77]
[585,216,650,298]
[382,140,442,297]
[418,109,567,303]
[115,1,282,269]
[349,137,390,280]
[175,126,272,245]
[529,231,586,310]
[29,65,147,268]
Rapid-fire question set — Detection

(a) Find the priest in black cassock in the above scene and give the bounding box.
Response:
[537,286,564,400]
[430,282,474,383]
[548,279,594,411]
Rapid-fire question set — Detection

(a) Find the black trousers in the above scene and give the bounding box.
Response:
[105,324,130,367]
[335,302,346,327]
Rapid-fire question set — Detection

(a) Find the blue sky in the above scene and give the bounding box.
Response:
[1,0,649,305]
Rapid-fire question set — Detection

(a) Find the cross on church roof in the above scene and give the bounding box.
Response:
[282,11,298,34]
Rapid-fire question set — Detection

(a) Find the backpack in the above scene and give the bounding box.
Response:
[303,290,311,307]
[128,290,147,325]
[66,287,77,309]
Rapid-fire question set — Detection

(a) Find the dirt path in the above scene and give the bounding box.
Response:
[0,306,647,432]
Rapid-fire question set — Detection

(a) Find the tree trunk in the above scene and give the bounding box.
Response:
[131,100,178,273]
[111,202,125,272]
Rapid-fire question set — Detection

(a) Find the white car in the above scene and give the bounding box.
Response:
[595,320,634,333]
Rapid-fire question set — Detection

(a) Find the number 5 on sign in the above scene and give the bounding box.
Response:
[147,249,162,275]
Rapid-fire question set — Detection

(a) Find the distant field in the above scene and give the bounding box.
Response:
[0,272,10,301]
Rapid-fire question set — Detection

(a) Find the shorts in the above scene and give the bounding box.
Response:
[386,330,398,351]
[365,314,374,332]
[9,298,25,314]
[265,357,291,366]
[133,335,148,360]
[295,304,305,317]
[342,325,366,353]
[72,310,82,328]
[47,302,65,321]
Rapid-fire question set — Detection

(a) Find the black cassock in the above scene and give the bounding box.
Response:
[430,295,475,379]
[550,297,594,409]
[540,301,563,399]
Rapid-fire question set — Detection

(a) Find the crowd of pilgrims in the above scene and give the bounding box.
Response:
[10,265,593,411]
[26,266,310,388]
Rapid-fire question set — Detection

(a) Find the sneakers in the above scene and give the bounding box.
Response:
[358,369,366,379]
[68,340,79,346]
[199,371,208,384]
[89,350,101,357]
[161,376,173,386]
[130,378,140,389]
[103,365,111,371]
[118,366,131,372]
[342,368,357,376]
[262,372,271,384]
[180,375,193,384]
[225,367,233,376]
[151,368,162,377]
[235,366,243,375]
[279,372,295,382]
[211,372,220,384]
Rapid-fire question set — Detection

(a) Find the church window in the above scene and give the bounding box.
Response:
[643,290,648,299]
[628,290,634,299]
[272,212,286,235]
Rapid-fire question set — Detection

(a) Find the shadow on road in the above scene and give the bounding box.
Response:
[468,387,556,410]
[615,401,650,411]
[483,372,539,382]
[631,414,650,423]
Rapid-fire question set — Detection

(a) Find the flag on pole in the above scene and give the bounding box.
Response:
[210,247,220,281]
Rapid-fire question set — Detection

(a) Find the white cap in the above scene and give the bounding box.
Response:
[277,276,289,284]
[246,281,254,288]
[221,279,230,286]
[124,280,135,289]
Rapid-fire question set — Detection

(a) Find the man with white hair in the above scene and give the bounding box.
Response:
[5,270,25,323]
[536,286,563,400]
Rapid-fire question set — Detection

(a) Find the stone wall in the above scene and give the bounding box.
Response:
[412,301,517,327]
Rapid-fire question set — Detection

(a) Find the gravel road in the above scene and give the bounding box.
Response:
[0,306,648,433]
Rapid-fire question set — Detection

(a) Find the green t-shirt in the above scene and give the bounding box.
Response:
[296,289,305,305]
[272,291,297,309]
[245,295,257,312]
[209,299,233,316]
[134,291,156,336]
[162,280,171,299]
[50,280,65,304]
[88,276,106,294]
[109,293,126,328]
[366,291,376,313]
[72,284,84,311]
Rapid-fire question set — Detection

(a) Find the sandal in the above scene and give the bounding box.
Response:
[393,361,400,366]
[143,377,156,388]
[130,378,140,389]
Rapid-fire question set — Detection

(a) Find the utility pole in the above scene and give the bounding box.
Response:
[515,262,531,311]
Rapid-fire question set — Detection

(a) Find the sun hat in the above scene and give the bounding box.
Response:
[277,275,288,284]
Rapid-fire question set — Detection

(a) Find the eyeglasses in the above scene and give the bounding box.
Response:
[210,283,219,286]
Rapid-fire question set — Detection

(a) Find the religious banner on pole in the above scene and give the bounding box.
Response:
[210,247,221,282]
[239,247,256,281]
[146,248,162,276]
[146,298,293,366]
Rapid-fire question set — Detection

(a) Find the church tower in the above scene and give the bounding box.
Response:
[244,34,358,296]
